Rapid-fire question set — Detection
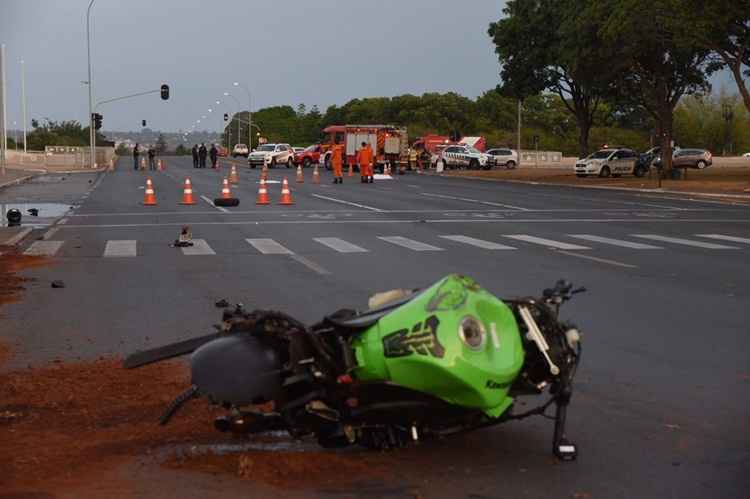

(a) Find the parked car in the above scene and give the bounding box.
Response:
[232,143,249,158]
[293,147,305,154]
[653,148,712,169]
[436,145,488,170]
[247,143,295,168]
[485,148,518,169]
[217,146,228,157]
[294,144,322,167]
[743,152,750,158]
[575,148,639,178]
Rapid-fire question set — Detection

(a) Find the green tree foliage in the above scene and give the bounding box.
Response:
[155,133,168,154]
[25,119,106,151]
[114,143,130,155]
[175,144,189,156]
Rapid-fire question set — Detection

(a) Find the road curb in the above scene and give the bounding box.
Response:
[441,174,750,202]
[0,174,38,190]
[0,227,33,246]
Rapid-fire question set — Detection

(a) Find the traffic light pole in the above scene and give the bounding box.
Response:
[87,0,96,169]
[94,89,162,111]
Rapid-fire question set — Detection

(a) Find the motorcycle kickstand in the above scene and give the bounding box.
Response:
[552,400,578,461]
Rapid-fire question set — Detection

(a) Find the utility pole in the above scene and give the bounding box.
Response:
[516,99,522,168]
[20,59,27,153]
[86,0,96,169]
[1,44,7,176]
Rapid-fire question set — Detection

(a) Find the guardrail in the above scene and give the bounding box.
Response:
[6,147,115,169]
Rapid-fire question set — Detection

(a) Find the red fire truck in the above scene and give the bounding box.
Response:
[320,125,408,172]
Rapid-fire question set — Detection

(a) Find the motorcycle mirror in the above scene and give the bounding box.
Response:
[571,287,587,295]
[543,288,554,298]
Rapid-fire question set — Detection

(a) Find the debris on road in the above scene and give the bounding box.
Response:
[172,226,194,248]
[0,247,49,309]
[215,299,229,308]
[50,280,65,289]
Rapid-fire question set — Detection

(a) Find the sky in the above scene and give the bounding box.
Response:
[0,0,509,132]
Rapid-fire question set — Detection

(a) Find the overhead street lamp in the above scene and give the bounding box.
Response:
[223,92,241,147]
[233,82,253,149]
[86,0,96,169]
[20,59,27,153]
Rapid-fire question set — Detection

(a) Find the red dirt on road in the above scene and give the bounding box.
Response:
[0,245,50,310]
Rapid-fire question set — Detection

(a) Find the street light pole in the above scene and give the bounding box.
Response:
[1,43,7,176]
[516,99,522,167]
[21,59,27,153]
[86,0,96,169]
[233,82,252,150]
[223,92,241,148]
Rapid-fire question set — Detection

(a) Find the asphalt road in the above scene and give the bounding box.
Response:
[2,156,749,498]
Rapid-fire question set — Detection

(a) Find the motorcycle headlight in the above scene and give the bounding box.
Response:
[459,316,486,351]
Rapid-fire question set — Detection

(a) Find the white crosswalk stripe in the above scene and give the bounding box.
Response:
[502,235,590,250]
[439,235,516,250]
[568,234,662,249]
[632,234,739,250]
[378,236,444,251]
[24,240,64,256]
[103,240,137,257]
[313,237,369,253]
[695,234,750,245]
[246,238,294,255]
[181,239,216,256]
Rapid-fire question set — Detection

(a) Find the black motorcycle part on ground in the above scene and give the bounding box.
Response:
[213,197,240,207]
[123,332,222,369]
[159,385,199,425]
[191,335,284,406]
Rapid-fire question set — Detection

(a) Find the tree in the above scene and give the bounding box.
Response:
[599,0,715,174]
[488,0,616,157]
[175,144,189,156]
[155,133,168,154]
[25,118,106,151]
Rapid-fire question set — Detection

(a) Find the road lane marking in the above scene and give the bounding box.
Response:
[421,192,530,211]
[311,194,385,212]
[502,235,590,250]
[378,236,444,251]
[181,239,216,256]
[3,227,32,245]
[632,234,739,249]
[290,254,331,275]
[246,238,293,254]
[556,251,638,269]
[200,195,229,213]
[568,234,662,249]
[24,240,64,256]
[42,227,59,240]
[104,240,137,257]
[58,218,69,225]
[439,235,516,250]
[695,234,750,244]
[313,237,369,253]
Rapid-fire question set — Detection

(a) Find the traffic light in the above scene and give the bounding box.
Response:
[160,84,170,100]
[142,119,147,127]
[92,113,103,130]
[223,113,229,121]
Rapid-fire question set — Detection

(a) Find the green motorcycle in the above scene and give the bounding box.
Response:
[125,274,584,460]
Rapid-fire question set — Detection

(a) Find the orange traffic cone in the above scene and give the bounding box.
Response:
[313,165,320,184]
[256,178,270,205]
[229,165,239,184]
[279,177,294,205]
[261,165,268,182]
[143,177,157,205]
[296,165,304,183]
[220,178,232,200]
[348,163,354,177]
[180,178,196,205]
[140,158,146,170]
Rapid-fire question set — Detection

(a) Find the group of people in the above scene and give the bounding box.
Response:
[330,141,375,184]
[191,143,219,169]
[132,143,158,171]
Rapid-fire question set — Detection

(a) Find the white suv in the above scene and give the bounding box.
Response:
[486,148,518,169]
[232,143,249,158]
[248,143,295,168]
[575,148,639,178]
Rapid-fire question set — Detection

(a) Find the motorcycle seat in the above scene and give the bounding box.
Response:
[326,292,419,331]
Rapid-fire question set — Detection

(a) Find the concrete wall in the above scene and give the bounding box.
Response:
[6,147,115,169]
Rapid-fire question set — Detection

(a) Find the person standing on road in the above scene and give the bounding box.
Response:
[209,144,219,169]
[191,144,199,168]
[331,144,344,184]
[133,143,140,171]
[147,146,156,171]
[198,143,208,168]
[357,141,374,184]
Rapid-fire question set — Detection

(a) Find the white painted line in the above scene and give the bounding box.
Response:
[695,234,750,244]
[503,235,590,250]
[313,237,369,253]
[632,234,739,250]
[246,238,293,255]
[422,192,529,211]
[24,240,64,257]
[439,235,516,250]
[201,195,229,213]
[181,239,216,256]
[290,254,331,275]
[378,236,444,252]
[104,240,137,257]
[556,250,638,269]
[311,194,385,212]
[3,227,32,246]
[42,227,60,240]
[568,234,662,249]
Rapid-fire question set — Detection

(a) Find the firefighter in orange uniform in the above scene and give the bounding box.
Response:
[357,141,374,184]
[332,144,344,184]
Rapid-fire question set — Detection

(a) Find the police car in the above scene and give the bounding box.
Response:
[436,145,488,170]
[575,147,639,178]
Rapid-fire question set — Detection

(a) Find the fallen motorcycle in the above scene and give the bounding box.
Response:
[124,274,584,460]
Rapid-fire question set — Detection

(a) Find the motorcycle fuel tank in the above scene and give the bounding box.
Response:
[352,274,524,417]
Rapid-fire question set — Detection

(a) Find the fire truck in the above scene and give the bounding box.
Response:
[320,125,408,173]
